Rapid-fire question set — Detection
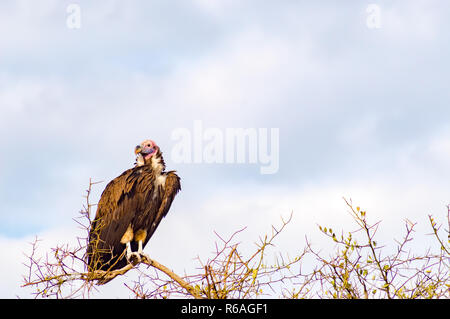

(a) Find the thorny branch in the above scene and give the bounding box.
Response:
[22,180,449,299]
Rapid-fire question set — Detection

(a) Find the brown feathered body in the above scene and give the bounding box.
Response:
[87,150,181,272]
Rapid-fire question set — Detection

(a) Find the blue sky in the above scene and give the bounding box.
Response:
[1,1,450,297]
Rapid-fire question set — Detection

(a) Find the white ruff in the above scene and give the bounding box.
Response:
[151,155,164,175]
[151,155,166,198]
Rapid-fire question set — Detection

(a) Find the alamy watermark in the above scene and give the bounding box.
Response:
[366,4,382,29]
[64,4,381,31]
[171,121,280,175]
[66,3,81,29]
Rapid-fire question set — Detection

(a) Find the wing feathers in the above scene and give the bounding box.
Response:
[87,165,180,272]
[145,171,181,244]
[88,166,155,270]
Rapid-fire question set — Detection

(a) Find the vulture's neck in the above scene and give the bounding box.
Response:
[150,153,165,175]
[135,152,165,175]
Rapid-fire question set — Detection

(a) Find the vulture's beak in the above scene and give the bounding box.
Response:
[135,145,142,155]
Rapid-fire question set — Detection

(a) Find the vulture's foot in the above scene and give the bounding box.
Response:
[125,241,150,265]
[127,252,142,265]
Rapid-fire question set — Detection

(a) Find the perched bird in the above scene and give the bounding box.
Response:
[87,139,181,273]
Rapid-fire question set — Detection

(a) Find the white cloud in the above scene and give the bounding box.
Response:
[382,1,444,42]
[192,0,241,18]
[427,127,450,164]
[171,28,308,113]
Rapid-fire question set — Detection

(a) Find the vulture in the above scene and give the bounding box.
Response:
[87,139,181,273]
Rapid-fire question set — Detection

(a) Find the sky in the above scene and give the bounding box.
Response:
[1,1,450,298]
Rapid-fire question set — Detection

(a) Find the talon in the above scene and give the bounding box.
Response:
[134,253,142,264]
[129,252,141,264]
[124,241,149,265]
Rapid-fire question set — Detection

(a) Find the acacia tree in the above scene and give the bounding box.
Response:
[22,180,449,299]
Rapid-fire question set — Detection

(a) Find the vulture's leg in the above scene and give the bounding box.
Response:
[137,240,143,254]
[125,241,143,264]
[123,230,150,265]
[137,240,151,263]
[125,242,133,262]
[133,229,150,263]
[122,225,140,264]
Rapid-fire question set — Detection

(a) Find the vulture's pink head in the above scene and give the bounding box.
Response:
[135,139,159,166]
